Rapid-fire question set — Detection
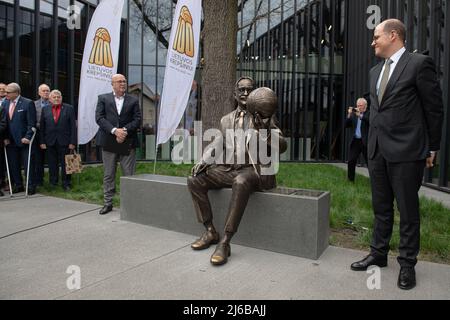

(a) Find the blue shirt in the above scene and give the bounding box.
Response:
[355,114,363,139]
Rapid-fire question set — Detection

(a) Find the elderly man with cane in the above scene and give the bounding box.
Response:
[2,83,38,196]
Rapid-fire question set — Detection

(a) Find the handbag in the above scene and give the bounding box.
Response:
[65,150,83,174]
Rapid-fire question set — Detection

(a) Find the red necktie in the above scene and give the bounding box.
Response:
[9,100,16,120]
[52,105,61,123]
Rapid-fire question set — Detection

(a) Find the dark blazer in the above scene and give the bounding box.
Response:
[2,96,37,147]
[95,93,141,148]
[0,106,6,141]
[40,103,77,147]
[368,52,444,162]
[345,111,370,147]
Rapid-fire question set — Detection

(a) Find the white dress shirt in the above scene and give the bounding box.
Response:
[376,46,406,94]
[111,93,126,134]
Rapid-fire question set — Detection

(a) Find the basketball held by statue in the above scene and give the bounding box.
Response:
[246,87,278,119]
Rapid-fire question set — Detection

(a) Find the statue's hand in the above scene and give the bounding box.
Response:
[191,161,208,176]
[253,112,269,130]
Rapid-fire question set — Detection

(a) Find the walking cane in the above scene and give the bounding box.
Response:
[3,145,13,197]
[25,127,37,198]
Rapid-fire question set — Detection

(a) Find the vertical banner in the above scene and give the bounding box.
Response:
[77,0,124,144]
[156,0,202,146]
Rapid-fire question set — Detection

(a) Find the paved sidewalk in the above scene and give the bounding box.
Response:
[330,163,450,208]
[0,194,449,300]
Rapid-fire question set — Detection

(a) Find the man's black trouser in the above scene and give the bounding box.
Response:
[368,146,425,268]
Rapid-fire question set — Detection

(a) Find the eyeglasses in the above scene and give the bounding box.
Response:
[114,80,127,84]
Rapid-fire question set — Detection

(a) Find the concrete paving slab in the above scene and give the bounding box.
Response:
[0,195,100,238]
[0,207,193,299]
[1,195,449,300]
[60,242,450,300]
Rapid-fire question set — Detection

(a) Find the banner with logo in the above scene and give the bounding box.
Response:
[156,0,202,146]
[77,0,124,144]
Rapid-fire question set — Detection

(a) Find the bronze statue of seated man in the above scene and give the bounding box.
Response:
[187,76,287,265]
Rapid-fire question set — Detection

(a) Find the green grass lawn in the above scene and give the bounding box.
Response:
[39,162,450,265]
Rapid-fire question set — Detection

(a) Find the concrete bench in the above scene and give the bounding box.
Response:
[120,174,330,260]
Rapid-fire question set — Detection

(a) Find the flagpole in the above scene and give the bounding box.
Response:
[153,143,158,175]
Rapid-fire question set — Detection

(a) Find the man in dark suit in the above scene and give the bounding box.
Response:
[39,90,77,191]
[0,90,7,197]
[0,82,7,195]
[2,83,38,195]
[345,98,369,182]
[95,74,141,215]
[34,84,51,186]
[350,19,444,290]
[188,77,287,266]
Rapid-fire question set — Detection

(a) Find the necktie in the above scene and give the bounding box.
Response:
[378,59,393,104]
[238,111,244,129]
[9,101,16,120]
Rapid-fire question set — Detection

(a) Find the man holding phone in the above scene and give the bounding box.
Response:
[345,98,369,182]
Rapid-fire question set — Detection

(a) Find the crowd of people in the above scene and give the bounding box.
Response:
[0,82,77,196]
[0,75,142,220]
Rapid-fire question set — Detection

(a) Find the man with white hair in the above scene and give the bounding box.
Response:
[2,82,37,194]
[34,83,51,186]
[345,97,369,182]
[39,90,76,191]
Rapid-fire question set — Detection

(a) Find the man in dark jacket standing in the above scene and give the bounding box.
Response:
[345,98,369,182]
[2,82,37,195]
[350,19,444,290]
[95,74,141,215]
[39,90,77,191]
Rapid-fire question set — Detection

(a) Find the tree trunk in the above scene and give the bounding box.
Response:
[201,0,237,133]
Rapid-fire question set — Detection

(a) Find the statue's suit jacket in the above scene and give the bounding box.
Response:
[203,108,287,190]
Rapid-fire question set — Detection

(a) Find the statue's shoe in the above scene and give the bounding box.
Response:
[210,242,231,266]
[191,230,220,250]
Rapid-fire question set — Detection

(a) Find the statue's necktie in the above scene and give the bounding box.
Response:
[378,58,393,104]
[238,111,245,129]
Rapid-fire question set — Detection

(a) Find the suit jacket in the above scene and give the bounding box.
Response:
[0,106,6,144]
[345,111,370,147]
[95,93,141,148]
[368,51,444,162]
[34,99,49,130]
[204,108,287,190]
[2,96,37,147]
[40,103,77,147]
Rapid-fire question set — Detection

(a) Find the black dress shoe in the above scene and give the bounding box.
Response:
[191,230,220,250]
[210,242,231,266]
[398,267,416,290]
[0,190,4,197]
[351,254,387,271]
[28,188,36,195]
[99,205,113,215]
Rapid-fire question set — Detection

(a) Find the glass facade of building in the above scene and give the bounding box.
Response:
[0,0,449,192]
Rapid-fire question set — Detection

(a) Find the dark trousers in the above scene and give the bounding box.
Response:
[348,138,367,181]
[0,145,5,187]
[33,135,45,185]
[187,165,261,234]
[368,146,425,268]
[6,144,35,189]
[47,144,71,188]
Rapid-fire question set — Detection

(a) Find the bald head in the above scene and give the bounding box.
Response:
[372,19,406,59]
[111,74,127,97]
[380,19,406,43]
